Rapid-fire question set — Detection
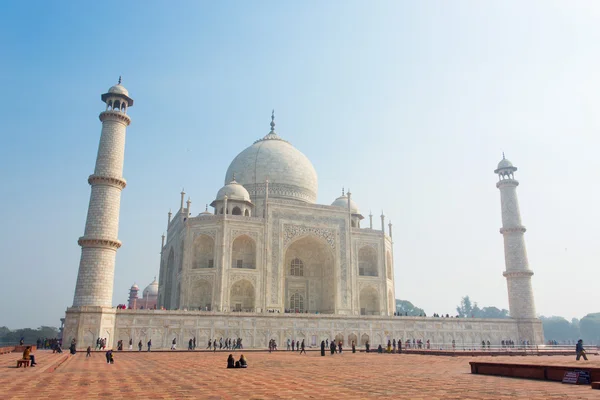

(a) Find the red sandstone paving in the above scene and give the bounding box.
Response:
[0,350,598,399]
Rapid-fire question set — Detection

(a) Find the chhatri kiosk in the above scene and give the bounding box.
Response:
[63,81,543,349]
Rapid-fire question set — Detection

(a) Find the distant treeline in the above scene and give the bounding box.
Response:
[0,326,59,344]
[540,314,600,345]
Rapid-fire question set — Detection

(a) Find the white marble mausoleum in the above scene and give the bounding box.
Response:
[63,81,543,349]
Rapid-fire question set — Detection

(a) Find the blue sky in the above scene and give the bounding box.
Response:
[1,1,599,328]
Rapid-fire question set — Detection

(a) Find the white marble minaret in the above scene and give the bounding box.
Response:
[495,155,536,319]
[72,78,133,307]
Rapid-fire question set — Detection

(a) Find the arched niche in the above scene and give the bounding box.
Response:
[358,246,378,276]
[229,279,255,311]
[359,286,380,315]
[189,280,212,310]
[193,234,215,269]
[348,333,358,347]
[164,248,175,309]
[289,292,304,312]
[231,235,256,269]
[360,333,370,345]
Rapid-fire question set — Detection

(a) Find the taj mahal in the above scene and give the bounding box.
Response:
[63,80,543,349]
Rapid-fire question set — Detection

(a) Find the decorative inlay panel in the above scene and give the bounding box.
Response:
[283,224,335,250]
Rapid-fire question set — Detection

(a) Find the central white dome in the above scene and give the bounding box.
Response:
[225,119,318,203]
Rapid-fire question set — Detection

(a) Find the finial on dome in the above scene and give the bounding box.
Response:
[502,152,505,160]
[342,187,345,196]
[270,109,275,132]
[205,204,208,212]
[232,172,236,182]
[118,76,122,85]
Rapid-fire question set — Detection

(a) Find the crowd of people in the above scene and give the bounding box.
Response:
[206,337,244,351]
[35,337,62,351]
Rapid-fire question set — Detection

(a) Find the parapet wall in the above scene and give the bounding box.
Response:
[80,310,542,350]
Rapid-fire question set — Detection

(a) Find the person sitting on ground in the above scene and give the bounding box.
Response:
[23,346,37,367]
[227,354,235,368]
[239,354,247,368]
[377,344,383,353]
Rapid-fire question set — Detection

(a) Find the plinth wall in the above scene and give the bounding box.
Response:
[63,308,543,350]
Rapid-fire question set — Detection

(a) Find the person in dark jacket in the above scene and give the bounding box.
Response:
[320,340,325,356]
[576,339,588,361]
[330,341,336,355]
[227,354,235,368]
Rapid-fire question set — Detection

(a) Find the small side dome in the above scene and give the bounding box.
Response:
[130,283,139,290]
[198,204,213,216]
[497,158,513,169]
[494,153,517,174]
[108,84,129,96]
[331,190,360,214]
[216,179,251,202]
[143,278,158,297]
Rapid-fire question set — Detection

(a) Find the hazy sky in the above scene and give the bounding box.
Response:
[1,1,599,329]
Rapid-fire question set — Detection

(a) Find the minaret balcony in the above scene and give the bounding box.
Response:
[499,226,526,234]
[503,270,534,278]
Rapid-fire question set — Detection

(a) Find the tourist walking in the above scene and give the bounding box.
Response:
[287,338,291,350]
[338,341,343,354]
[171,338,177,350]
[86,346,91,358]
[188,338,193,350]
[300,339,306,354]
[330,340,336,355]
[208,339,212,349]
[352,341,356,353]
[576,339,588,361]
[138,340,142,351]
[147,339,152,352]
[321,340,325,356]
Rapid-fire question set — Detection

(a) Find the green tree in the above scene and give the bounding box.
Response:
[456,296,508,318]
[0,326,59,344]
[478,306,509,319]
[456,296,474,317]
[580,313,600,345]
[395,299,425,316]
[539,316,579,342]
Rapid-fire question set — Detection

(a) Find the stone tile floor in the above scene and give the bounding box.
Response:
[0,350,598,399]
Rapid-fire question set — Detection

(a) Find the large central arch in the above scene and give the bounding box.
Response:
[284,235,335,314]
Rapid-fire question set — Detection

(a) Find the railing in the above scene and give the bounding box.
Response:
[395,343,600,353]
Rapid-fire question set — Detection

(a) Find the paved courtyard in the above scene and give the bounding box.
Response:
[0,350,598,399]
